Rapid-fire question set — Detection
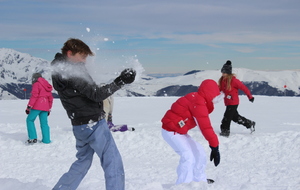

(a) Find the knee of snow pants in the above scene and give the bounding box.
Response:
[221,105,239,131]
[161,129,207,184]
[26,109,40,139]
[39,111,51,143]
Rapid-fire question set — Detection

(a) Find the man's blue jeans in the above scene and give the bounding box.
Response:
[53,119,125,190]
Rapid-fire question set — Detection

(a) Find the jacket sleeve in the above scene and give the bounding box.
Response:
[190,102,219,147]
[27,83,39,107]
[48,93,54,110]
[234,78,253,100]
[71,77,122,103]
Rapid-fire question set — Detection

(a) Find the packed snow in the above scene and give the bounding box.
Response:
[0,96,299,190]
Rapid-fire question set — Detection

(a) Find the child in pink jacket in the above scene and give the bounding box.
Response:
[25,73,53,144]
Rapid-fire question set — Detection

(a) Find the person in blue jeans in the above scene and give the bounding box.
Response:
[54,120,124,190]
[51,38,136,190]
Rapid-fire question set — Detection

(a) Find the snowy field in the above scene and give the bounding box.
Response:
[0,96,300,190]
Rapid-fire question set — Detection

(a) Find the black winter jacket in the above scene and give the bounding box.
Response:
[51,53,122,126]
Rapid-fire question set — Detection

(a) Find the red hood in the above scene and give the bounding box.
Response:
[197,79,220,112]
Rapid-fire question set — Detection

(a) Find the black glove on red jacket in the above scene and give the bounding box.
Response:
[210,146,220,167]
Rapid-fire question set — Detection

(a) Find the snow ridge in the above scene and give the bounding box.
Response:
[1,48,300,99]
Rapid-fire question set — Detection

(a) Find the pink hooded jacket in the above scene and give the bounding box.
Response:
[28,77,53,111]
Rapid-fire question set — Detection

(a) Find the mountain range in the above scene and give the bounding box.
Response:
[1,48,299,100]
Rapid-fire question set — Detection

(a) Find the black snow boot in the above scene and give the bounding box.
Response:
[220,130,230,137]
[27,139,37,144]
[248,121,256,133]
[207,179,215,184]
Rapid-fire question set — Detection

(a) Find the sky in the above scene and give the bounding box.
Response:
[1,0,300,73]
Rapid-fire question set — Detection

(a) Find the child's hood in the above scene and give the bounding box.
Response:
[197,79,220,103]
[37,77,53,92]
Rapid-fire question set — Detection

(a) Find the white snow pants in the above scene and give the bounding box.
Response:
[161,129,207,184]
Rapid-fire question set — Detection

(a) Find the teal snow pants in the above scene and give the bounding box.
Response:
[26,109,51,143]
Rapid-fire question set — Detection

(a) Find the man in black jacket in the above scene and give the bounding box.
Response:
[51,38,136,190]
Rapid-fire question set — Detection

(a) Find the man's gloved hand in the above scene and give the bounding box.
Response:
[114,68,136,86]
[210,146,220,167]
[25,106,32,115]
[249,97,254,103]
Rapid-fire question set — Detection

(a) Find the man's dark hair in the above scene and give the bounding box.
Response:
[61,38,94,56]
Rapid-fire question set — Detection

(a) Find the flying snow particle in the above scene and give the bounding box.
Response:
[86,28,90,32]
[104,38,109,41]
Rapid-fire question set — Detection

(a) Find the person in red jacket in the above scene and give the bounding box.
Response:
[25,73,53,144]
[161,79,221,185]
[218,60,255,137]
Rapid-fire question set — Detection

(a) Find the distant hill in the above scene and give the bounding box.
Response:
[115,68,300,97]
[1,48,299,99]
[183,70,204,75]
[0,48,56,99]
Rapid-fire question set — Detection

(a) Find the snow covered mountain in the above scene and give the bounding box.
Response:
[0,48,53,100]
[1,48,300,100]
[129,68,300,97]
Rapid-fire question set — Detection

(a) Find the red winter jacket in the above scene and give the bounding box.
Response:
[219,76,253,106]
[161,79,220,147]
[28,77,53,111]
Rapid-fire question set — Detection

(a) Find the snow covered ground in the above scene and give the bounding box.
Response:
[0,96,300,190]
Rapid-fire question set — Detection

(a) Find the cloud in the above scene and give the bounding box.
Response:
[1,0,300,72]
[1,0,300,41]
[256,56,300,60]
[157,32,300,45]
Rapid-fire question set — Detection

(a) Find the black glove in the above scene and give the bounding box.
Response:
[25,106,31,115]
[210,146,220,167]
[249,97,254,103]
[114,68,136,86]
[48,111,50,116]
